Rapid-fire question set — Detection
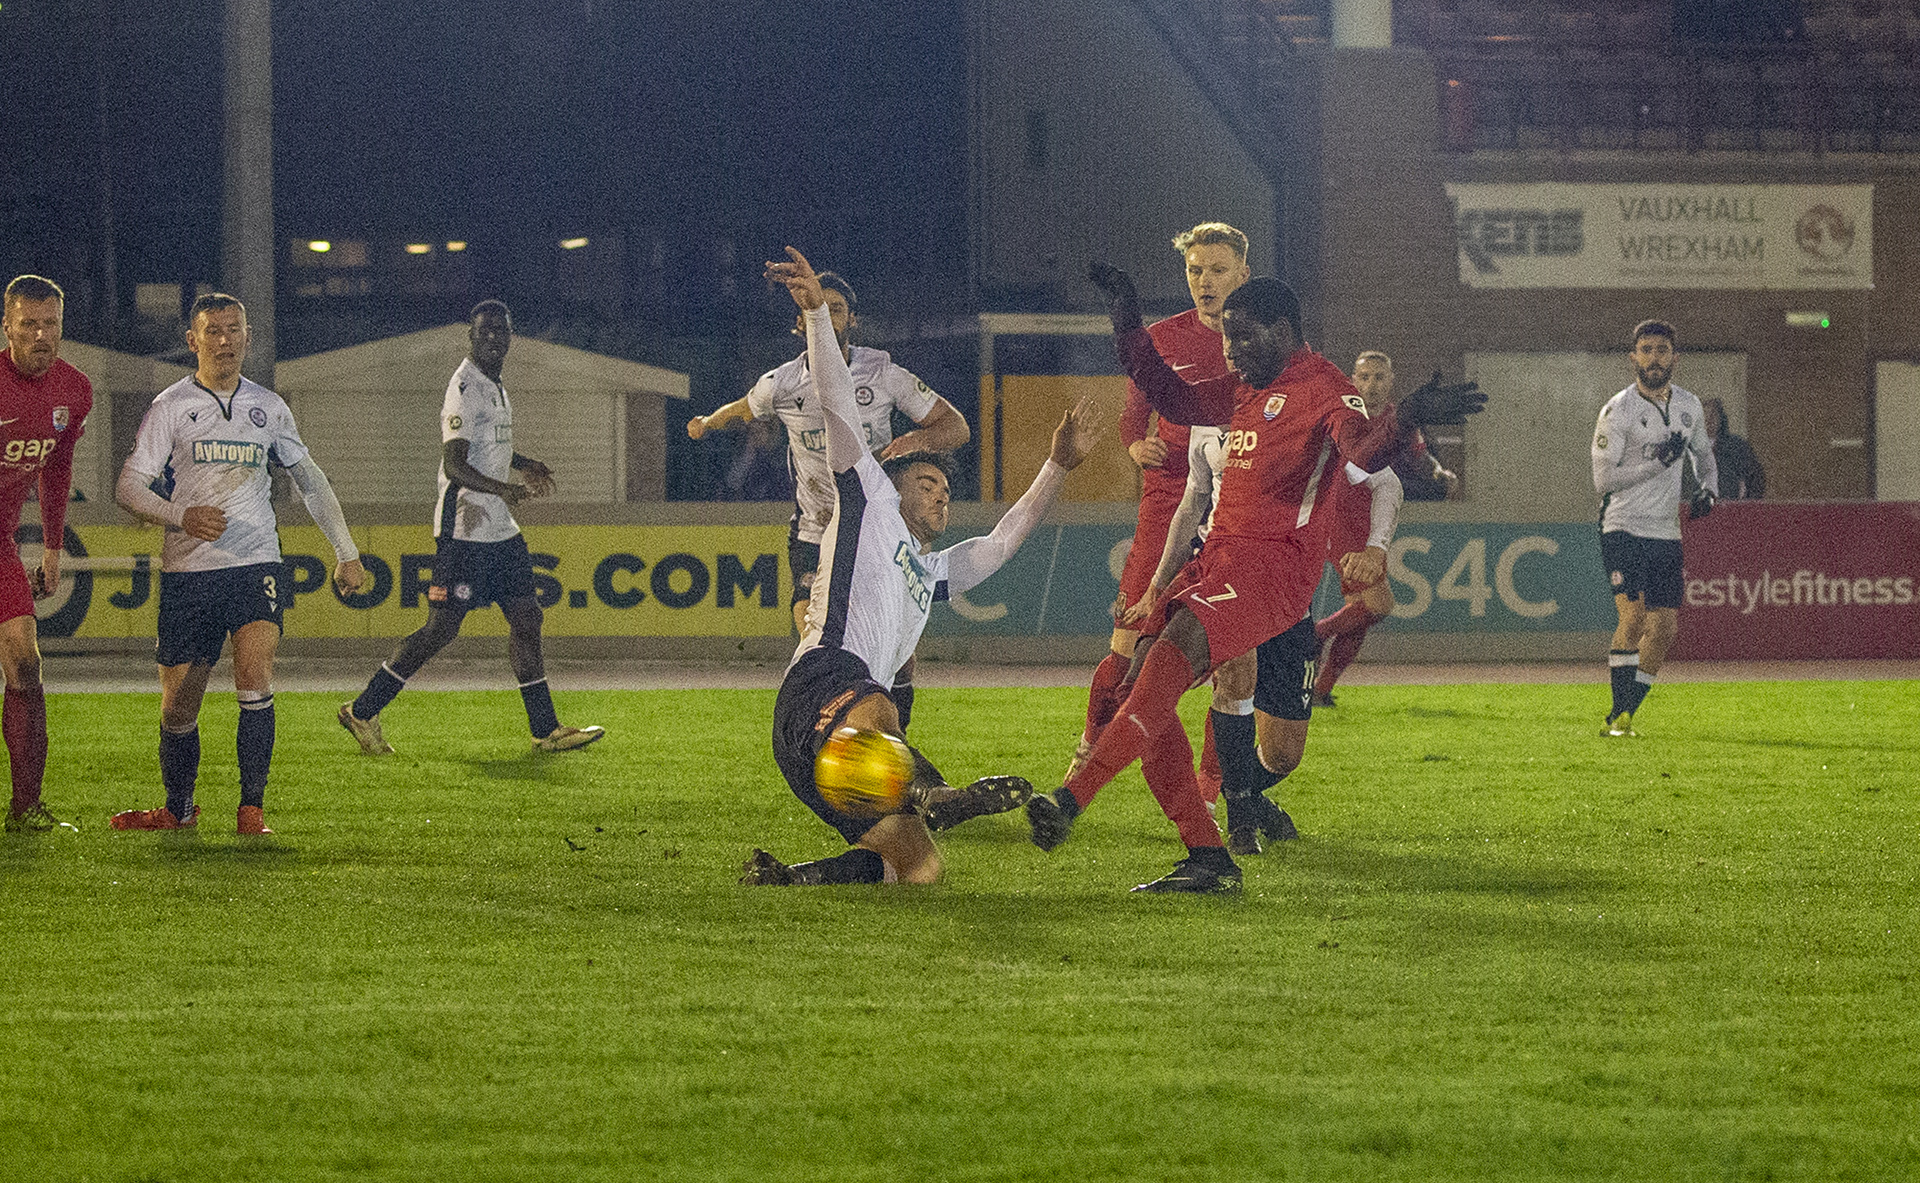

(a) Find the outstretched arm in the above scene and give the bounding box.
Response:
[766,247,865,474]
[687,395,758,440]
[1089,262,1237,427]
[943,397,1101,594]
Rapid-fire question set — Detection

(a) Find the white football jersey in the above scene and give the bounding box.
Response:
[1592,382,1718,541]
[436,358,521,543]
[789,452,952,691]
[1184,428,1229,541]
[746,346,940,545]
[126,376,311,573]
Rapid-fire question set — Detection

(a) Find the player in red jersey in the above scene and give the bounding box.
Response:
[1026,266,1482,891]
[1068,223,1249,786]
[1311,350,1407,707]
[0,276,93,834]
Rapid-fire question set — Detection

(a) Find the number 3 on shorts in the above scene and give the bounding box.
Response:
[263,574,277,601]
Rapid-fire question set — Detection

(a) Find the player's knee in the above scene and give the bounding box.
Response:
[1256,742,1301,777]
[2,652,42,690]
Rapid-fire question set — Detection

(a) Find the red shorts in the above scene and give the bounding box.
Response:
[1164,532,1322,670]
[1117,483,1186,607]
[0,544,33,625]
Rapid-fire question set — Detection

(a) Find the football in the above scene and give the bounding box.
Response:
[814,726,915,817]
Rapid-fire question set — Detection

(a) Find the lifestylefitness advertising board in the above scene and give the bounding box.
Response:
[29,507,1917,655]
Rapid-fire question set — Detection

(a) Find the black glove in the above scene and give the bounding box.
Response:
[1086,261,1143,337]
[1653,430,1687,465]
[1689,489,1715,519]
[1397,370,1486,427]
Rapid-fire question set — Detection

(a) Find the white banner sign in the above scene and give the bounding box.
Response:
[1447,183,1872,290]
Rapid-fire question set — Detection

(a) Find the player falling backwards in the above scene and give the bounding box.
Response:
[687,272,968,729]
[1026,263,1482,892]
[1592,318,1716,736]
[740,248,1097,887]
[0,275,93,835]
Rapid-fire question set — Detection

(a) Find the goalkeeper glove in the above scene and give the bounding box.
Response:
[1653,431,1687,465]
[1689,489,1715,519]
[1398,370,1486,427]
[1086,261,1143,337]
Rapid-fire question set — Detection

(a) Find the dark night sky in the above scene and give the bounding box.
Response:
[3,0,969,325]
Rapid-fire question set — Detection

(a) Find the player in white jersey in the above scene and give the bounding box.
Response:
[687,270,969,650]
[740,248,1096,887]
[110,294,366,835]
[339,300,603,756]
[1591,318,1718,736]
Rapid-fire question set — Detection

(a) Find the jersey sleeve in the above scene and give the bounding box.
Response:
[1686,399,1719,498]
[1591,398,1664,495]
[885,362,941,422]
[37,378,92,544]
[124,397,175,478]
[1117,328,1236,427]
[441,372,485,445]
[744,369,782,419]
[268,396,312,468]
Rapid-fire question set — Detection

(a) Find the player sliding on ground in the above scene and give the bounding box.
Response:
[741,247,1099,886]
[1029,264,1483,892]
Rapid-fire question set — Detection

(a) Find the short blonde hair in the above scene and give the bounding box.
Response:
[1171,222,1249,261]
[1355,350,1393,369]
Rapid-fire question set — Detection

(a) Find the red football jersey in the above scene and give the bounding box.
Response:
[0,351,94,545]
[1121,309,1228,494]
[1121,331,1393,545]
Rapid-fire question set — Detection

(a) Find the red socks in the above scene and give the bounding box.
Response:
[1315,600,1380,641]
[1065,640,1220,846]
[1082,650,1131,744]
[1196,709,1222,803]
[5,684,48,815]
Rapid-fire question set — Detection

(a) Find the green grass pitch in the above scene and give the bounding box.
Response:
[5,678,1918,1181]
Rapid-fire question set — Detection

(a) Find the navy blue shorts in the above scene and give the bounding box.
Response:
[1252,614,1318,721]
[772,647,893,843]
[431,534,537,611]
[1601,531,1684,610]
[156,562,284,667]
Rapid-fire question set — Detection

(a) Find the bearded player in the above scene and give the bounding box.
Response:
[1310,351,1408,707]
[1027,265,1482,892]
[740,248,1097,887]
[0,276,93,834]
[1067,222,1249,785]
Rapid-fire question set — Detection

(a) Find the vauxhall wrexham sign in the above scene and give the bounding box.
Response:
[1446,183,1872,290]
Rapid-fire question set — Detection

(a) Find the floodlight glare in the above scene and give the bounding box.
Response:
[560,237,589,250]
[307,240,332,253]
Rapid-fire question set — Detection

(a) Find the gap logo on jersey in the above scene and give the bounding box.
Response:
[892,540,935,611]
[192,440,268,467]
[1223,428,1259,468]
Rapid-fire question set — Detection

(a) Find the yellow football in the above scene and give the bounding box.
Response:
[814,727,914,817]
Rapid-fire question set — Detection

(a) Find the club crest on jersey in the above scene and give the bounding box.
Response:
[1342,394,1369,416]
[250,406,268,427]
[1263,395,1285,419]
[855,385,876,406]
[192,440,266,468]
[51,406,70,431]
[448,415,463,430]
[1681,412,1693,427]
[892,540,934,612]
